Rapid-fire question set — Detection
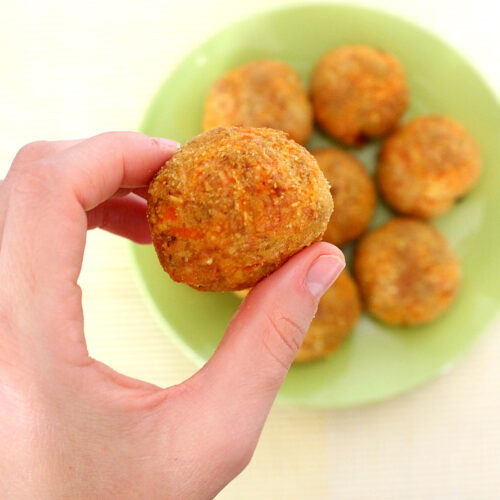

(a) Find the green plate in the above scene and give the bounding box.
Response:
[131,4,500,408]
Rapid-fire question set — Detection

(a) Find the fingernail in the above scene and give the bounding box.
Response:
[153,137,181,150]
[306,255,345,300]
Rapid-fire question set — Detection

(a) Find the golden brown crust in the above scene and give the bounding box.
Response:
[377,115,481,218]
[354,218,461,325]
[311,45,408,145]
[148,127,333,291]
[203,60,313,145]
[312,148,376,246]
[295,270,361,362]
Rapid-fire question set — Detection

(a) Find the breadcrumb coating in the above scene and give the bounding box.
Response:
[313,148,376,246]
[354,218,461,325]
[311,45,408,145]
[148,127,333,291]
[377,115,481,218]
[204,60,313,145]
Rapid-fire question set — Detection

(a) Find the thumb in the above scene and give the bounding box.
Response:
[190,241,345,428]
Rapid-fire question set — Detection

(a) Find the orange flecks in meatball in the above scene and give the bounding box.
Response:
[311,45,408,145]
[354,218,461,325]
[312,148,376,246]
[203,60,313,145]
[377,115,481,218]
[148,126,333,291]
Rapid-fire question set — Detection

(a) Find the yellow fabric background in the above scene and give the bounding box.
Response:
[1,1,499,498]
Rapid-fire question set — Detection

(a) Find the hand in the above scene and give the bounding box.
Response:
[0,132,344,499]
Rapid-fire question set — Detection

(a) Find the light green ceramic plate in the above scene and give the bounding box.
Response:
[131,4,500,408]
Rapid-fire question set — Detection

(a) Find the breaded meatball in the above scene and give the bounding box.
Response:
[295,269,361,362]
[233,270,361,362]
[312,148,376,246]
[203,60,313,145]
[148,127,333,291]
[311,45,408,145]
[377,115,481,218]
[354,218,461,325]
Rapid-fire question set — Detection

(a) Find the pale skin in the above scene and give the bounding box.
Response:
[0,132,345,499]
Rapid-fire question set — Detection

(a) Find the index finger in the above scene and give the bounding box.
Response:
[55,131,179,210]
[1,131,178,290]
[0,131,178,362]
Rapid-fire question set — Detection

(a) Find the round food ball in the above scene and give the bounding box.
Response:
[311,45,408,145]
[232,270,361,362]
[354,218,461,325]
[148,127,333,292]
[312,148,376,246]
[203,60,313,145]
[295,269,361,362]
[377,115,481,218]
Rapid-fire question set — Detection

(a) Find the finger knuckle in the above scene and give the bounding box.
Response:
[12,141,49,166]
[11,162,53,197]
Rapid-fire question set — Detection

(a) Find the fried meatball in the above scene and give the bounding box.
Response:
[311,45,408,145]
[377,115,481,218]
[233,270,361,362]
[295,269,361,362]
[354,218,461,325]
[203,60,313,145]
[148,127,333,291]
[312,148,376,246]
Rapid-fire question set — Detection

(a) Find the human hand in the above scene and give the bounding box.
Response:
[0,132,344,499]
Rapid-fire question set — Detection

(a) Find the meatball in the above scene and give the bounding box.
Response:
[312,148,376,246]
[377,115,481,218]
[311,45,408,145]
[295,269,361,362]
[354,218,461,325]
[203,60,313,145]
[233,270,361,362]
[148,127,333,291]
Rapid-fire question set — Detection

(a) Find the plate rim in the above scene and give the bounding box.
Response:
[131,2,500,409]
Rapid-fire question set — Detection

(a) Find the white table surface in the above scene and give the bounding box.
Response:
[1,1,499,498]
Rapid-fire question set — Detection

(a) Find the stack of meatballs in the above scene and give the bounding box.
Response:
[151,45,481,363]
